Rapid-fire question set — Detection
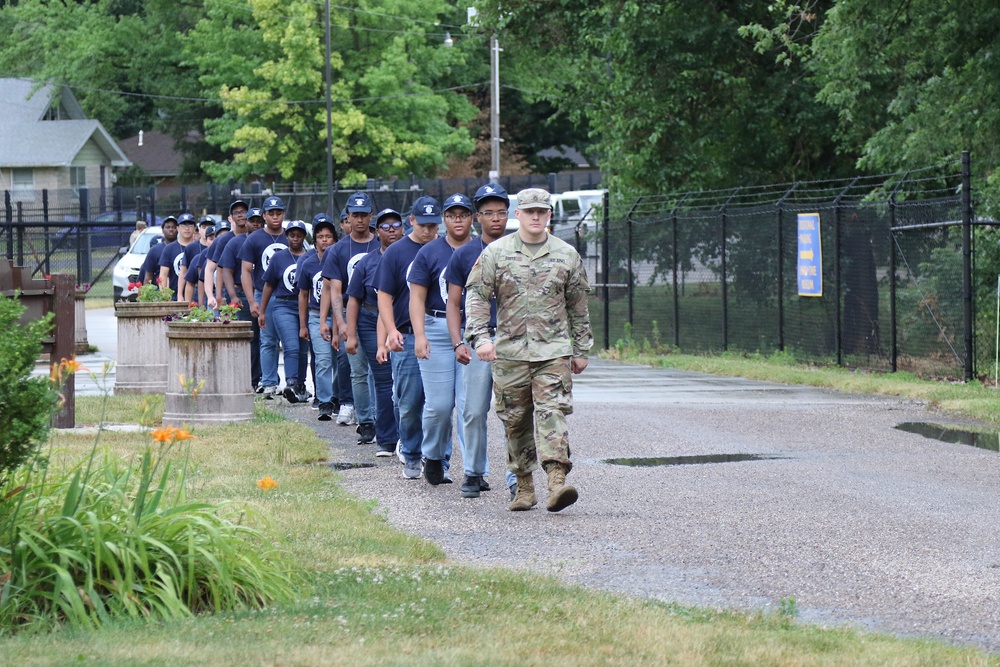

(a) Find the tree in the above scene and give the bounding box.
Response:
[185,0,478,183]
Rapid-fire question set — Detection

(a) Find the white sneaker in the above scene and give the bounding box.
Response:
[336,404,357,425]
[395,439,405,463]
[402,459,421,479]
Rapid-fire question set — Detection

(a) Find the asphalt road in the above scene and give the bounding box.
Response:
[286,359,1000,652]
[74,309,1000,650]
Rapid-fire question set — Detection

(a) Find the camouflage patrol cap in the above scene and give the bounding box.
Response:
[516,188,552,210]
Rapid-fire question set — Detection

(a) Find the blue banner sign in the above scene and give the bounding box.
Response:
[797,212,822,297]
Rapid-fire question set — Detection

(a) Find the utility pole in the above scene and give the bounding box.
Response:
[325,0,334,216]
[489,34,501,183]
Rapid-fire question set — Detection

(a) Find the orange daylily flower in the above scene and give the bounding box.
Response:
[59,357,87,374]
[256,475,278,492]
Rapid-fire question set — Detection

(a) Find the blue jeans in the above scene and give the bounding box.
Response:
[390,332,423,464]
[357,309,397,446]
[255,289,280,387]
[344,309,375,423]
[308,310,334,404]
[335,345,352,406]
[463,335,516,488]
[270,298,306,385]
[418,315,463,466]
[237,291,261,388]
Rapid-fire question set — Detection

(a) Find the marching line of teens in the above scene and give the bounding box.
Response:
[142,186,593,512]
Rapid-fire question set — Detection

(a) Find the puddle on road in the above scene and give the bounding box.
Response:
[895,422,1000,452]
[604,453,786,467]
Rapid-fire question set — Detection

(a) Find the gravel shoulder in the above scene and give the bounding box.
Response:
[280,359,1000,652]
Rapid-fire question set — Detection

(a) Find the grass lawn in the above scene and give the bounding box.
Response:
[2,395,997,665]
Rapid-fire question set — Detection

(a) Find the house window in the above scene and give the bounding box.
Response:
[12,168,33,190]
[70,166,86,193]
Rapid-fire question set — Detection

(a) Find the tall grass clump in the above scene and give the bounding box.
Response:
[0,355,296,634]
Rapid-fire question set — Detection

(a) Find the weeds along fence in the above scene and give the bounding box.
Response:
[593,152,999,381]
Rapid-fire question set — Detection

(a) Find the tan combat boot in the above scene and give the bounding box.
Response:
[508,473,537,511]
[544,462,578,512]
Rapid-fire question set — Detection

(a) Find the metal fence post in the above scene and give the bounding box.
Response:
[962,150,973,381]
[5,190,13,261]
[16,201,24,266]
[776,183,799,351]
[148,185,157,221]
[77,187,92,284]
[889,197,898,373]
[602,190,610,350]
[670,194,690,349]
[42,189,51,275]
[720,189,739,351]
[180,185,188,213]
[832,178,858,366]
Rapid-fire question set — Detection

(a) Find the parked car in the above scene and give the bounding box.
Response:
[113,226,163,301]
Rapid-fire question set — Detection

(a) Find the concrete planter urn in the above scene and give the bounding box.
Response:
[163,320,254,427]
[74,289,89,354]
[114,301,191,394]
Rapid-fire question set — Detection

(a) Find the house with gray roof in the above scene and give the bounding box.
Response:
[0,78,131,214]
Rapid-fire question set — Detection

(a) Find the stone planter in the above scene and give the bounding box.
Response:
[163,321,254,427]
[74,289,89,354]
[114,301,192,394]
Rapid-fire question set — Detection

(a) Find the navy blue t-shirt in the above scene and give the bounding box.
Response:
[374,236,424,328]
[205,230,233,264]
[347,247,383,309]
[158,241,188,294]
[321,235,379,296]
[446,238,497,328]
[238,228,288,292]
[181,241,206,270]
[218,234,247,273]
[261,248,304,298]
[408,237,458,313]
[296,249,325,311]
[140,242,165,284]
[183,253,206,305]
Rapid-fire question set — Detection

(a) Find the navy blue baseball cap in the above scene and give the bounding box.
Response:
[375,208,403,225]
[311,213,336,237]
[198,215,214,226]
[474,182,509,207]
[205,225,218,237]
[263,196,286,211]
[216,218,232,231]
[411,196,442,224]
[339,207,348,222]
[162,215,178,224]
[346,192,373,214]
[247,207,264,220]
[443,193,474,214]
[177,213,197,225]
[228,199,249,214]
[284,220,308,235]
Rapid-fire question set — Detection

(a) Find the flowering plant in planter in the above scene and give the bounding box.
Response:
[128,277,175,302]
[165,302,242,324]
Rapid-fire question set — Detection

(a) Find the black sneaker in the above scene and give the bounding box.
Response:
[318,402,334,421]
[282,386,300,404]
[356,422,376,445]
[311,398,320,410]
[423,458,444,486]
[461,475,482,498]
[478,477,491,492]
[295,383,312,403]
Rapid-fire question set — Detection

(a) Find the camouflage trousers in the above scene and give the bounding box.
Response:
[492,356,573,475]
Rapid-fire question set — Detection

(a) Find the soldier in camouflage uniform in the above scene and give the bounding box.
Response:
[465,188,593,512]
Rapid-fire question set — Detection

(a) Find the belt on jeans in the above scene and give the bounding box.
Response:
[276,295,298,301]
[398,323,413,334]
[426,308,447,318]
[362,302,379,313]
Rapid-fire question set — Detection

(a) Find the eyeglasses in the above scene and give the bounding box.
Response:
[478,209,508,218]
[378,221,402,231]
[444,211,472,221]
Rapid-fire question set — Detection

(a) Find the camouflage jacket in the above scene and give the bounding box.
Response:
[465,232,593,361]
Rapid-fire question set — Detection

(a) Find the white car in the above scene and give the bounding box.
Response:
[113,226,164,301]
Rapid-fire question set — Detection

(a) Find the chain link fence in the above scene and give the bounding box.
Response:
[594,154,999,380]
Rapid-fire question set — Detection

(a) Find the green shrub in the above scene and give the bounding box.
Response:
[0,428,296,632]
[0,295,58,479]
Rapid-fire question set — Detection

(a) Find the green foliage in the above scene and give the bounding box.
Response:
[0,295,57,479]
[0,430,295,632]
